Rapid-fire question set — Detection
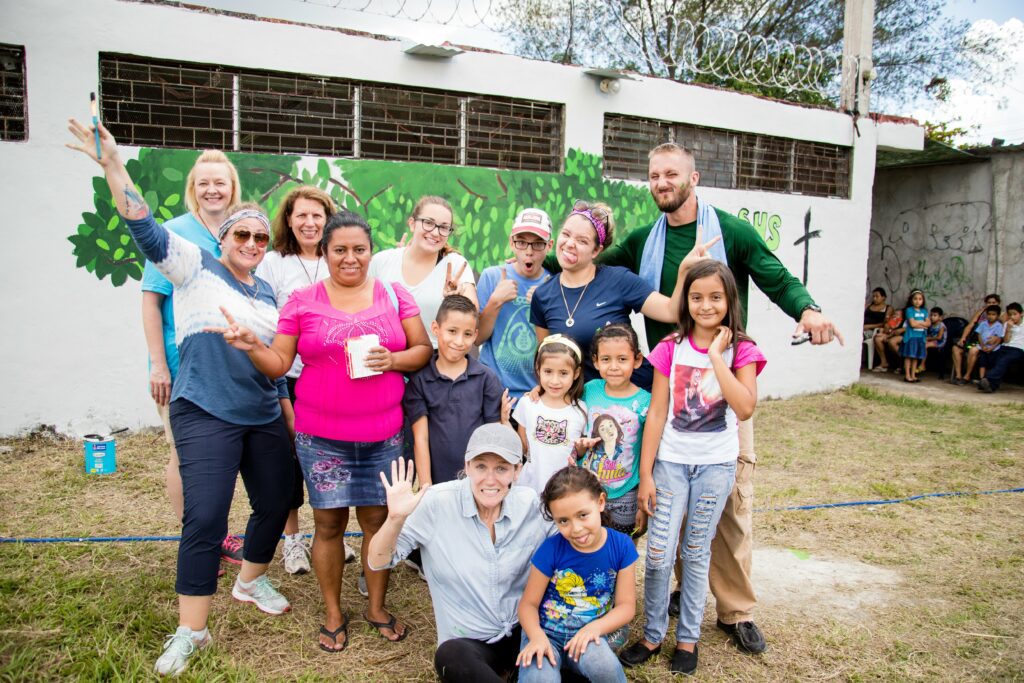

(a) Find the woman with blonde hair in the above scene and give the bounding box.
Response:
[140,148,247,566]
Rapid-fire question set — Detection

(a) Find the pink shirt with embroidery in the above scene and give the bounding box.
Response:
[277,279,419,442]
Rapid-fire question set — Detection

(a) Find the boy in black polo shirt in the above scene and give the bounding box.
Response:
[404,295,506,487]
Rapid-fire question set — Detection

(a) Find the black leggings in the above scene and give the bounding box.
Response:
[171,398,294,595]
[434,627,522,683]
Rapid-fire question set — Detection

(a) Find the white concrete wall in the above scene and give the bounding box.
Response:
[0,0,905,435]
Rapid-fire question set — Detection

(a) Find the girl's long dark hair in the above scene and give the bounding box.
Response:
[540,466,609,526]
[674,260,754,362]
[904,289,926,310]
[535,340,586,417]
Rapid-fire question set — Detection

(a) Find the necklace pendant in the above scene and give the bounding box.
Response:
[566,317,575,328]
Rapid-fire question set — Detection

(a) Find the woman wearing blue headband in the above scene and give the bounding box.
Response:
[68,118,296,677]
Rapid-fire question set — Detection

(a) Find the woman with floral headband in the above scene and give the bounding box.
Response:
[67,118,295,677]
[530,201,697,390]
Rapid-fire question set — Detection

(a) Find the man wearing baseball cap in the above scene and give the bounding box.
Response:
[369,422,553,682]
[477,209,554,400]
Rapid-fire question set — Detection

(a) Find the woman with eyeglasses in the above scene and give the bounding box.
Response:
[67,119,295,677]
[531,201,692,390]
[370,196,478,347]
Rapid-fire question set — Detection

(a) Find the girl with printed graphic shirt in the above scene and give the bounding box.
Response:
[899,289,928,383]
[513,336,588,496]
[574,323,651,540]
[620,260,766,677]
[517,467,638,683]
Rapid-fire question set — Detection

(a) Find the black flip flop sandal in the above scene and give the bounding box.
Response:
[318,616,349,653]
[365,611,409,642]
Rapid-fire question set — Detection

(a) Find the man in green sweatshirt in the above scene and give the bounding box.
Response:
[612,143,843,662]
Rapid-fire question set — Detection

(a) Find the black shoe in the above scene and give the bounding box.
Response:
[978,378,995,393]
[668,589,681,618]
[717,619,767,654]
[619,641,661,668]
[670,645,698,676]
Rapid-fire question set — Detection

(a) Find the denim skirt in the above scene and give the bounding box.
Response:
[295,430,402,508]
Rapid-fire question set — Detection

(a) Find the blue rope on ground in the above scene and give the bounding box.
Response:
[754,486,1024,512]
[2,487,1021,544]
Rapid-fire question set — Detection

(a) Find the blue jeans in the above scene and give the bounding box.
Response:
[643,459,736,644]
[518,630,626,683]
[987,346,1023,389]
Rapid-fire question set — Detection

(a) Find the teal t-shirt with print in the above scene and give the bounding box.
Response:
[579,379,651,499]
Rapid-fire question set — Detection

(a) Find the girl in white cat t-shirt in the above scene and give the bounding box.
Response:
[513,335,588,496]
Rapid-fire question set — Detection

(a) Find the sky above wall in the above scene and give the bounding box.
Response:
[912,0,1023,146]
[185,0,1022,146]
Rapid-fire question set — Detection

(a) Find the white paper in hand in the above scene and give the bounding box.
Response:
[346,334,382,379]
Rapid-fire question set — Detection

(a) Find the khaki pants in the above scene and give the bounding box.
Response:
[674,417,757,624]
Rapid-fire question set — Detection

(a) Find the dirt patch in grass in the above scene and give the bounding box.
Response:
[2,386,1023,681]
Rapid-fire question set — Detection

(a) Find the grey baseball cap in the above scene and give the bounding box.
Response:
[463,423,523,465]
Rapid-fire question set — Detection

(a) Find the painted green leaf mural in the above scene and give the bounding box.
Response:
[71,148,658,286]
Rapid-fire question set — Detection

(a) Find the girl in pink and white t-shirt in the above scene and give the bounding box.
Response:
[621,260,765,677]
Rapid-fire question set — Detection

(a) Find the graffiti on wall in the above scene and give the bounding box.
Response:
[869,200,992,313]
[71,148,797,286]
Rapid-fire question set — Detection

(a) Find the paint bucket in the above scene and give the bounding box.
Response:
[83,428,126,474]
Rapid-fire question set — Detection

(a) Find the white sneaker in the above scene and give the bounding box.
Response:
[232,575,291,615]
[358,571,368,598]
[344,541,356,564]
[282,535,311,575]
[153,626,211,677]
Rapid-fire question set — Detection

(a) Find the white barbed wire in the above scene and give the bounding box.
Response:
[297,0,501,30]
[296,0,851,98]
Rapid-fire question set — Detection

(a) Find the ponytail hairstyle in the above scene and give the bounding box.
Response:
[540,466,609,526]
[674,260,754,359]
[535,335,586,416]
[410,195,460,260]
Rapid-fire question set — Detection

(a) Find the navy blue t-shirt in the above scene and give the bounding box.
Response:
[530,266,655,389]
[531,528,639,638]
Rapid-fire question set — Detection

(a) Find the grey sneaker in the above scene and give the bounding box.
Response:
[607,624,630,652]
[358,571,368,598]
[232,575,291,615]
[153,626,211,677]
[282,536,311,575]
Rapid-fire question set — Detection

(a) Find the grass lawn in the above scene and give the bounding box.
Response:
[1,385,1022,681]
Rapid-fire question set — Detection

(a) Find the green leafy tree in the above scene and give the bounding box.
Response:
[496,0,1014,111]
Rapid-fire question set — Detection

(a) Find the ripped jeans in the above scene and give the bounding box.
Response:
[642,459,736,645]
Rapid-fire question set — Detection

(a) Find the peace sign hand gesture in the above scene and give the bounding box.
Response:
[204,306,261,352]
[678,224,723,277]
[380,457,430,522]
[443,261,468,297]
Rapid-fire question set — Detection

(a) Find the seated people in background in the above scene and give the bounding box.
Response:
[872,306,904,372]
[918,307,947,373]
[477,208,554,401]
[963,305,1005,384]
[951,293,1003,384]
[979,302,1024,393]
[404,294,505,488]
[863,287,893,335]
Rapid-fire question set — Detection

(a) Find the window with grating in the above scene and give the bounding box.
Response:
[603,114,850,198]
[0,44,28,142]
[98,53,563,171]
[466,96,563,172]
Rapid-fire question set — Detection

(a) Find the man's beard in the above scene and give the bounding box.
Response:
[651,182,691,213]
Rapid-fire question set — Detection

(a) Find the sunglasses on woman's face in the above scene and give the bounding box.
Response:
[231,230,270,247]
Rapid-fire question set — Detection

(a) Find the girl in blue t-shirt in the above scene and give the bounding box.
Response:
[899,289,929,383]
[517,467,638,683]
[575,323,651,541]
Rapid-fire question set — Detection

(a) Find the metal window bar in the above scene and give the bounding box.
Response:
[0,44,27,142]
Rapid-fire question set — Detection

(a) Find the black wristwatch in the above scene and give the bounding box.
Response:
[800,303,822,315]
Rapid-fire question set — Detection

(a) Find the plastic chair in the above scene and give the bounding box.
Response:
[863,330,876,369]
[933,317,967,379]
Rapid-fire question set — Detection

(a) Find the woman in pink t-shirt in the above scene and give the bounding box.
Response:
[216,210,432,652]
